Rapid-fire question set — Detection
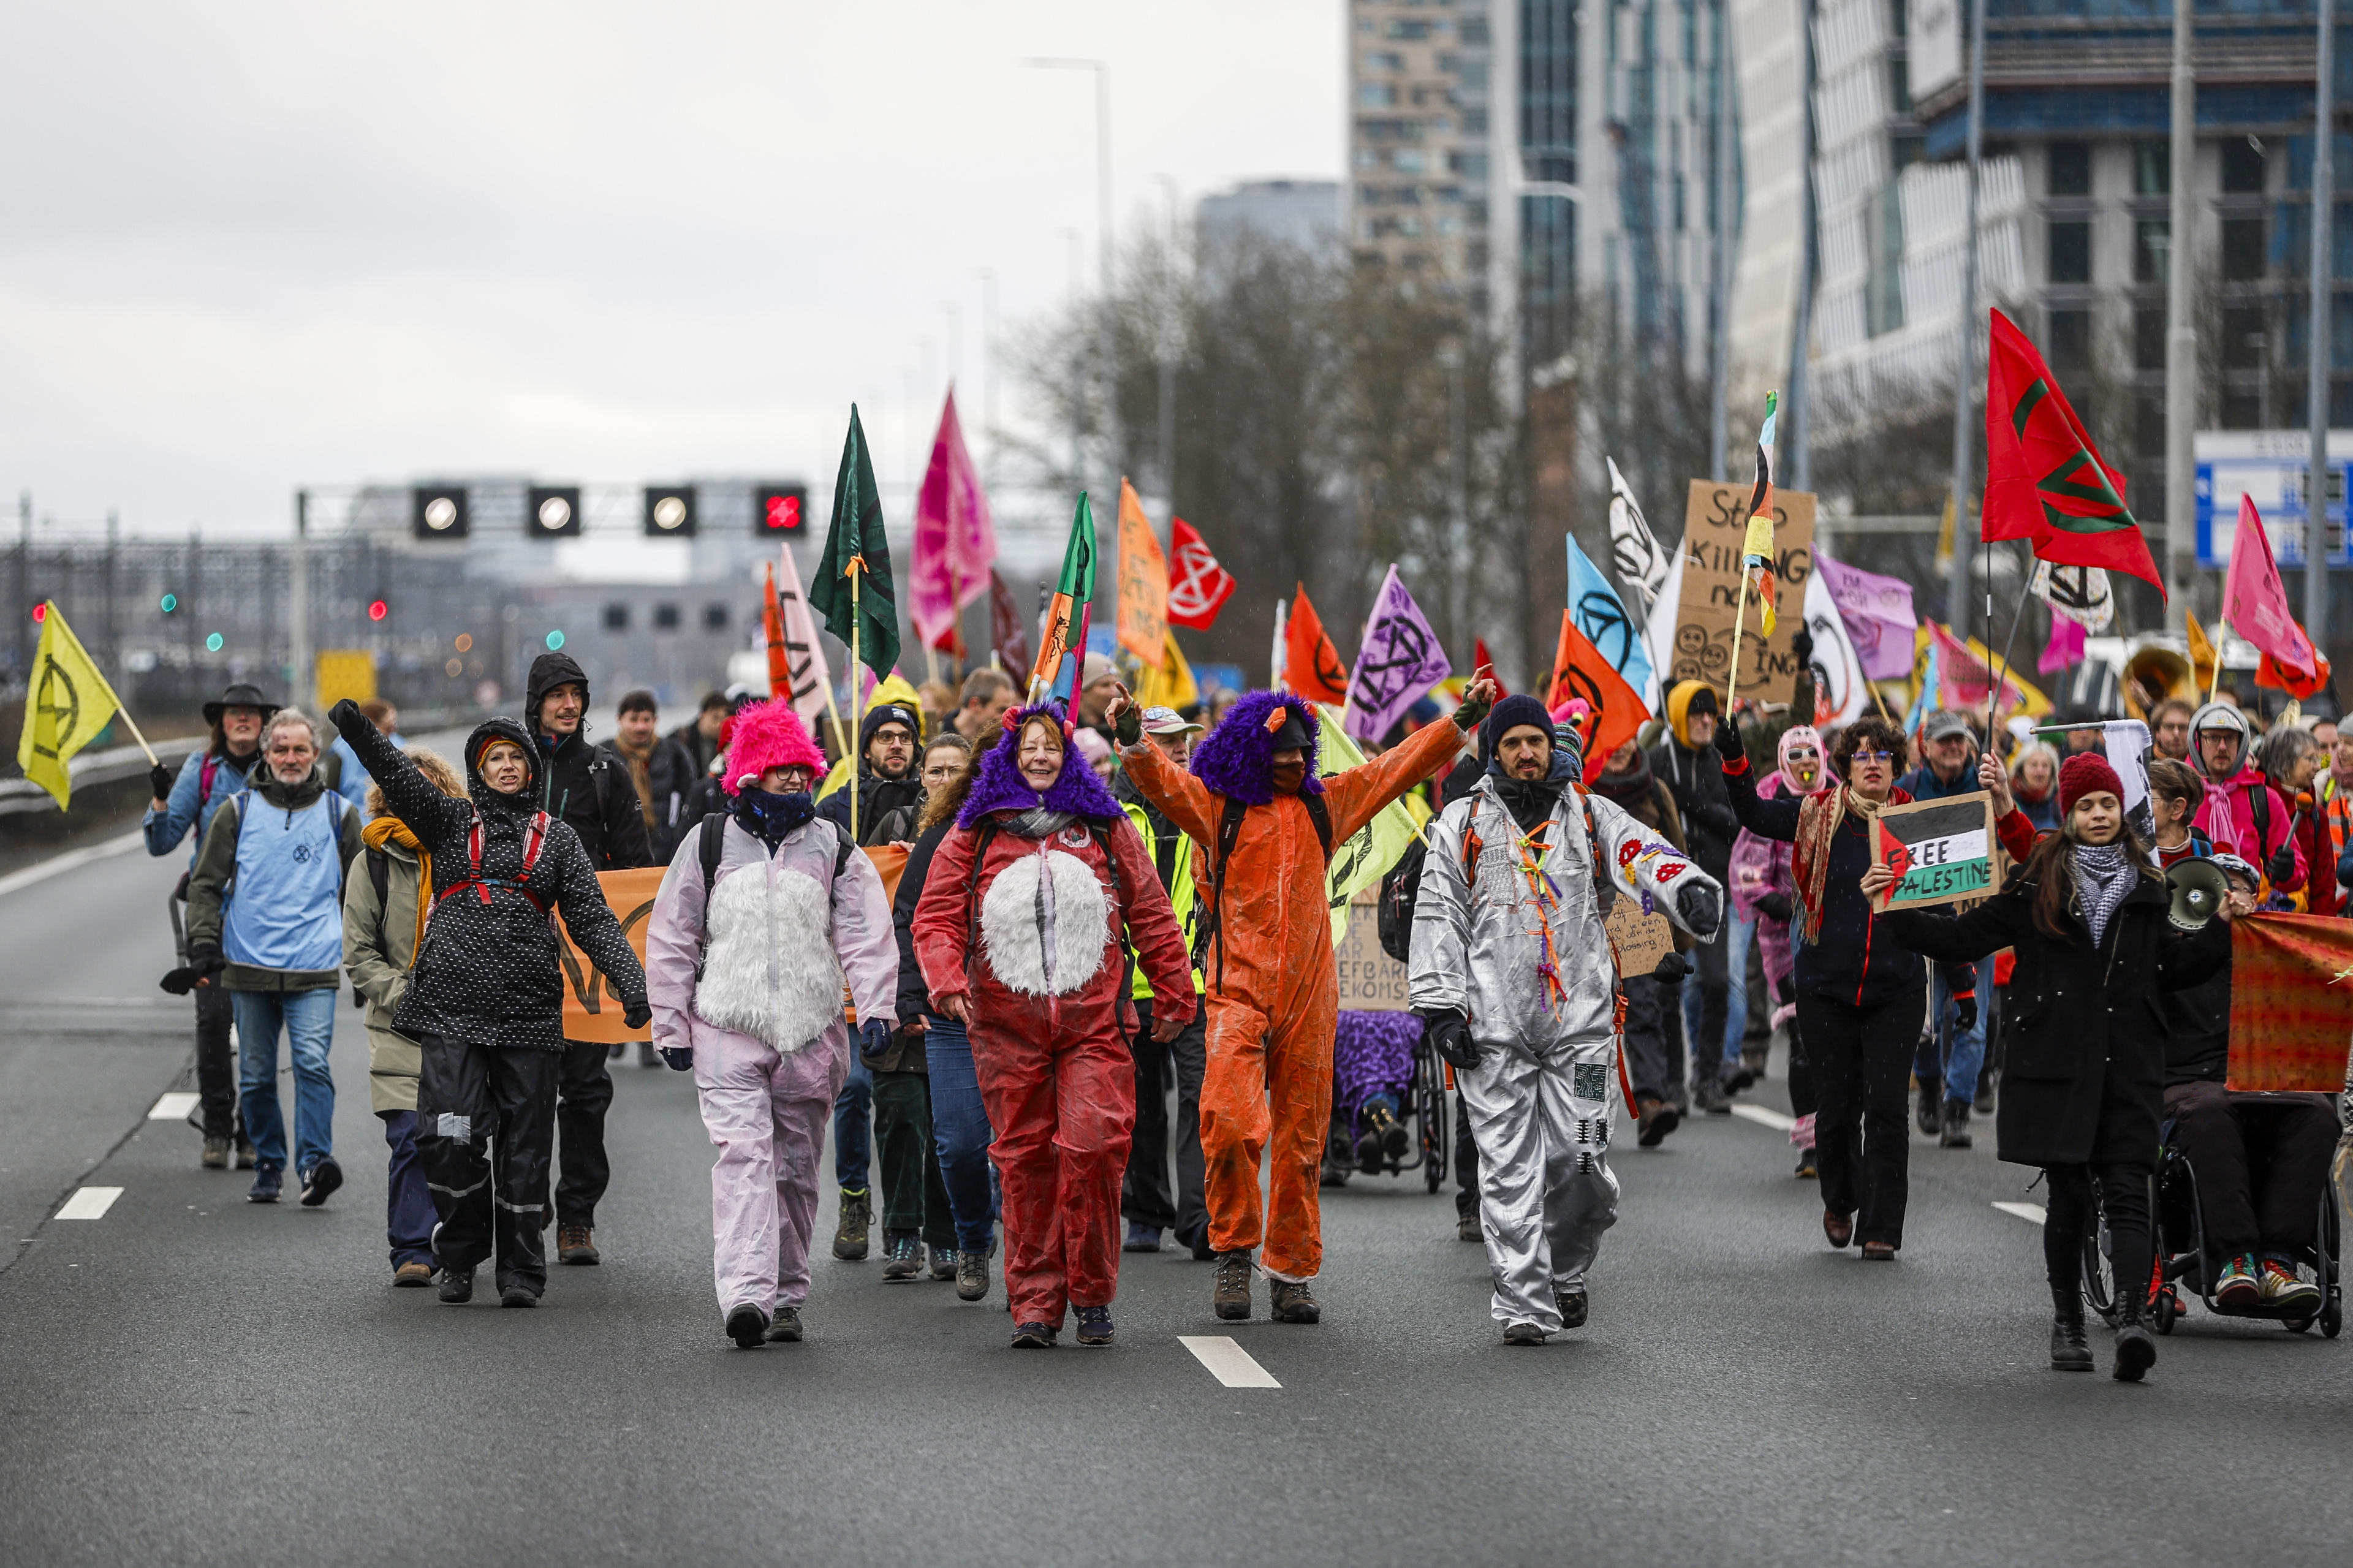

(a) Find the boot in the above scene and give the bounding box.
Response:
[2049,1286,2093,1373]
[1268,1278,1320,1324]
[1635,1096,1680,1148]
[831,1188,871,1260]
[2112,1295,2156,1382]
[1692,1077,1732,1115]
[1213,1250,1254,1320]
[1914,1076,1941,1137]
[201,1137,230,1170]
[1939,1099,1973,1149]
[556,1224,600,1265]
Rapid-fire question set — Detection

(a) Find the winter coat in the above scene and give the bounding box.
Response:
[1650,737,1737,878]
[818,770,923,846]
[2194,764,2303,894]
[2154,831,2232,1085]
[343,823,426,1112]
[524,650,653,872]
[330,705,646,1051]
[143,746,258,867]
[184,768,362,992]
[643,812,896,1061]
[889,820,955,1067]
[599,733,695,861]
[1411,773,1719,1049]
[1881,863,2227,1167]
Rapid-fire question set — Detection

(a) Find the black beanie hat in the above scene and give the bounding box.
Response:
[1480,694,1557,765]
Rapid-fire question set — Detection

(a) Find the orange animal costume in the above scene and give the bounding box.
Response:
[1120,692,1465,1283]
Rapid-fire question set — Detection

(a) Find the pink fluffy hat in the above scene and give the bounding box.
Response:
[721,700,827,794]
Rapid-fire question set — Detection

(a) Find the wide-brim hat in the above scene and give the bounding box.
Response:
[203,682,279,725]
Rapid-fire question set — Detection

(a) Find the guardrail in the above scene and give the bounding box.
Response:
[0,737,206,818]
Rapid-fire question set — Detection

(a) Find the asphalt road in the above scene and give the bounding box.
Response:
[4,811,2351,1566]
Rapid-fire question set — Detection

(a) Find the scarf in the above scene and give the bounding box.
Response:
[1790,785,1901,945]
[2071,841,2135,947]
[732,787,816,851]
[360,815,431,968]
[609,730,657,828]
[999,806,1078,840]
[1490,772,1566,832]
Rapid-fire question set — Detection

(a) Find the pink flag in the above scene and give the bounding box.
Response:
[1813,551,1917,681]
[2037,610,2086,675]
[2220,494,2320,678]
[908,389,998,653]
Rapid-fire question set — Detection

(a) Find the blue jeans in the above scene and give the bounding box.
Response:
[231,987,337,1176]
[832,1056,872,1192]
[921,1016,999,1251]
[1913,968,1987,1107]
[379,1110,436,1268]
[1720,911,1754,1070]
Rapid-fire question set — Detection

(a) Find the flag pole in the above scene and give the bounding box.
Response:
[2209,615,2228,704]
[1726,574,1752,711]
[1988,557,2036,747]
[847,557,865,844]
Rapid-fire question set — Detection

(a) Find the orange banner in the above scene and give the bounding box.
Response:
[558,867,665,1043]
[1116,479,1169,667]
[2227,912,2353,1092]
[1547,609,1651,784]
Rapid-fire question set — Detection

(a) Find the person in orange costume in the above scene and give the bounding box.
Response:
[1108,678,1494,1324]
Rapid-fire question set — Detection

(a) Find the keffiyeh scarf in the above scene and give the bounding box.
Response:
[2071,841,2135,947]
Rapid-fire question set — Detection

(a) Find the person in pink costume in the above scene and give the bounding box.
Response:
[643,700,899,1349]
[1728,725,1822,1165]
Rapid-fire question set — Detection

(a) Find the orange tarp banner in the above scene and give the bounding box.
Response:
[2227,912,2353,1092]
[558,867,664,1043]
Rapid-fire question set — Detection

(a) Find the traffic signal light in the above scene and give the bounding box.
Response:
[528,485,583,539]
[159,593,178,613]
[644,485,696,537]
[368,599,388,622]
[412,486,468,539]
[755,483,806,536]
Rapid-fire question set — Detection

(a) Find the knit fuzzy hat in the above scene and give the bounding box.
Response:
[719,700,827,795]
[1190,689,1325,805]
[2059,751,2125,816]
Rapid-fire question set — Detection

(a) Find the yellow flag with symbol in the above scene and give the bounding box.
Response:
[15,602,124,810]
[1131,629,1199,712]
[1314,705,1431,943]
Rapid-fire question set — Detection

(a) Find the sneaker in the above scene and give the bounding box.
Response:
[881,1233,923,1280]
[393,1260,434,1288]
[955,1251,990,1301]
[1502,1322,1549,1346]
[1074,1305,1115,1346]
[767,1306,803,1342]
[1794,1146,1819,1180]
[724,1302,769,1348]
[1123,1222,1163,1253]
[1457,1213,1482,1243]
[1938,1100,1973,1150]
[2259,1259,2321,1312]
[832,1189,872,1261]
[1554,1287,1588,1328]
[1269,1278,1320,1324]
[438,1266,474,1305]
[201,1137,230,1170]
[297,1157,342,1208]
[929,1244,958,1281]
[498,1284,539,1308]
[246,1166,282,1204]
[1213,1250,1254,1320]
[557,1224,601,1266]
[2213,1254,2262,1308]
[235,1138,256,1170]
[1010,1321,1058,1349]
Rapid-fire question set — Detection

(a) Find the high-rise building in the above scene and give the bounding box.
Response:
[1345,0,1495,310]
[1195,179,1344,276]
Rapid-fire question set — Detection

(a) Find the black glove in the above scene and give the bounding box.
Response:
[622,998,651,1030]
[1790,626,1815,669]
[1421,1009,1480,1070]
[1652,950,1692,983]
[1953,995,1978,1034]
[1113,700,1143,747]
[1755,892,1793,923]
[327,698,365,737]
[160,943,225,996]
[2268,841,2296,884]
[1710,716,1745,762]
[658,1045,693,1072]
[858,1017,895,1066]
[1676,881,1722,941]
[1451,687,1493,732]
[148,763,175,802]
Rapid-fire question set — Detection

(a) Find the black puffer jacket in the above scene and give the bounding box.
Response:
[1651,736,1738,877]
[330,703,646,1051]
[525,651,653,871]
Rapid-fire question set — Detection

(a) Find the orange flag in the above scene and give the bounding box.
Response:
[1546,610,1651,784]
[1116,479,1169,667]
[762,563,790,699]
[1284,585,1351,705]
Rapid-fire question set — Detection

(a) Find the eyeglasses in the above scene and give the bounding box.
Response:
[1851,751,1893,766]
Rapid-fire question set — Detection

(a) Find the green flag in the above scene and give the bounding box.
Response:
[809,404,901,678]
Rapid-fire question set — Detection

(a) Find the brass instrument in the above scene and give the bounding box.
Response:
[2120,643,2197,722]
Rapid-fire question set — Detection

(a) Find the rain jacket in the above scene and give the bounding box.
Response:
[525,651,653,873]
[344,820,428,1113]
[2194,763,2304,895]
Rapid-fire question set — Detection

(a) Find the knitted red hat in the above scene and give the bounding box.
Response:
[2058,751,2124,816]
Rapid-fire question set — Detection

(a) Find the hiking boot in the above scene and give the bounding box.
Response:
[1914,1077,1941,1137]
[955,1251,990,1301]
[1457,1212,1482,1243]
[1010,1321,1058,1349]
[832,1189,871,1260]
[1356,1105,1408,1174]
[1074,1305,1114,1346]
[1123,1222,1162,1253]
[499,1284,539,1309]
[1269,1278,1320,1324]
[1635,1097,1680,1148]
[2259,1259,2321,1312]
[557,1224,600,1265]
[2112,1303,2156,1381]
[393,1260,434,1288]
[1555,1287,1588,1329]
[2050,1288,2093,1373]
[2214,1253,2261,1308]
[1693,1082,1732,1115]
[1939,1100,1973,1149]
[929,1244,958,1281]
[235,1138,256,1170]
[881,1233,923,1280]
[246,1165,282,1204]
[767,1306,803,1342]
[201,1137,230,1170]
[1502,1322,1548,1346]
[725,1303,769,1348]
[1213,1251,1254,1320]
[438,1266,474,1304]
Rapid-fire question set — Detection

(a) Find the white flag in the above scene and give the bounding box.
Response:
[1607,456,1670,609]
[2030,560,2115,634]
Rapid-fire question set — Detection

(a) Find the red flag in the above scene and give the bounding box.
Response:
[1546,610,1651,784]
[988,569,1031,689]
[2227,914,2353,1091]
[1472,636,1506,695]
[762,563,790,698]
[1165,515,1237,630]
[2221,494,2328,698]
[1982,309,2164,595]
[1284,585,1350,705]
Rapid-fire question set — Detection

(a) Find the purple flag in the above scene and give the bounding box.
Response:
[1344,565,1452,742]
[908,389,997,653]
[1813,551,1917,681]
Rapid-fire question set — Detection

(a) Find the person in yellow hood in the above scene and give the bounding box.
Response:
[1649,679,1742,1114]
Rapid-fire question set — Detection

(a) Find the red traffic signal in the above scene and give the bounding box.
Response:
[368,599,388,621]
[756,483,806,535]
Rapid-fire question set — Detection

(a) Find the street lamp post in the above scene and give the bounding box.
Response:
[2308,2,2336,647]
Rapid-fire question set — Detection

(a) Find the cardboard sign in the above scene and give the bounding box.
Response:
[1867,793,1999,913]
[1604,896,1676,978]
[557,867,665,1044]
[1333,895,1412,1012]
[1666,480,1817,705]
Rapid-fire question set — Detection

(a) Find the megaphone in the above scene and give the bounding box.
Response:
[2165,858,2230,931]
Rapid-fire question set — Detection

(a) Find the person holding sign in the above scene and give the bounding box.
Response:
[327,701,650,1311]
[1871,753,2232,1381]
[1411,696,1722,1344]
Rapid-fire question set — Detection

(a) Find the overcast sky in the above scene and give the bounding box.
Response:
[0,1,1341,558]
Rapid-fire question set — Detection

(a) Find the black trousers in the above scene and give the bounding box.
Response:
[1795,988,1925,1249]
[873,1067,957,1249]
[1688,928,1730,1090]
[1620,974,1669,1105]
[1122,1002,1208,1244]
[2163,1082,2340,1257]
[1786,1005,1817,1121]
[415,1035,560,1293]
[194,982,238,1139]
[553,1038,613,1227]
[2045,1161,2151,1310]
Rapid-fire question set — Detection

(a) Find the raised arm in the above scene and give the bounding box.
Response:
[1586,790,1721,936]
[1322,715,1466,843]
[327,700,468,842]
[1118,737,1221,847]
[1718,748,1802,841]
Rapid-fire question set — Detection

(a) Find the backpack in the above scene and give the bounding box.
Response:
[1376,839,1427,963]
[1191,791,1333,987]
[691,811,857,979]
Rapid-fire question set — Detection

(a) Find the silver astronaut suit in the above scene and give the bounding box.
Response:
[1409,773,1721,1332]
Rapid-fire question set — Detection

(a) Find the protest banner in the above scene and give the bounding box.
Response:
[2227,913,2353,1092]
[1866,793,1999,914]
[1332,891,1412,1011]
[1665,480,1816,706]
[558,868,664,1043]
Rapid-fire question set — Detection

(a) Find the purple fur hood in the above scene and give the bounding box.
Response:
[1189,689,1325,806]
[955,700,1127,828]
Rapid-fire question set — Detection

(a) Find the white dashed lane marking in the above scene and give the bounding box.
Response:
[1729,1104,1798,1132]
[1179,1335,1281,1388]
[149,1092,201,1121]
[56,1186,124,1220]
[1993,1201,2047,1225]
